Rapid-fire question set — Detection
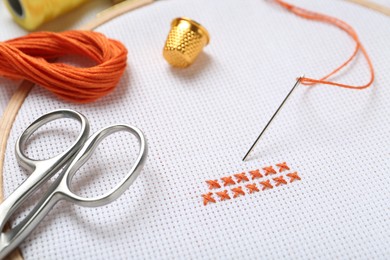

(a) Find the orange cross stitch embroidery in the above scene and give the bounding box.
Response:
[202,192,216,206]
[249,169,263,180]
[286,172,301,182]
[263,166,276,176]
[276,162,290,172]
[216,190,231,201]
[231,186,245,198]
[246,183,260,193]
[260,180,273,190]
[206,180,221,189]
[221,176,236,186]
[273,176,288,186]
[234,172,249,183]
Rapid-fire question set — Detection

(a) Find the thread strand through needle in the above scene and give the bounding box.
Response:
[242,76,303,161]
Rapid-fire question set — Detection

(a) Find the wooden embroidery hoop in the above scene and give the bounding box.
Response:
[0,0,153,258]
[346,0,390,16]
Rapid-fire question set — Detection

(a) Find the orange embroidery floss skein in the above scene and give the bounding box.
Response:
[0,30,128,103]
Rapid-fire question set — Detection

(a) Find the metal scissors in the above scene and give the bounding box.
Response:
[0,109,148,258]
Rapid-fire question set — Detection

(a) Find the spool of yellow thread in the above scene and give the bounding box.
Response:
[3,0,89,30]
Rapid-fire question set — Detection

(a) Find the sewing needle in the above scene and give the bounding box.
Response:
[242,75,304,161]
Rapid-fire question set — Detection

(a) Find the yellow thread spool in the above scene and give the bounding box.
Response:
[4,0,89,30]
[163,17,210,68]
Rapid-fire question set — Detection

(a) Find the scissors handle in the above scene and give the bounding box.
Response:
[0,110,90,232]
[0,124,147,258]
[15,109,90,173]
[60,124,148,207]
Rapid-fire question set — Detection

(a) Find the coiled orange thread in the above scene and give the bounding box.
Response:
[231,186,245,198]
[273,176,288,186]
[202,192,216,206]
[0,30,128,103]
[276,162,290,172]
[216,190,231,201]
[205,180,221,189]
[260,180,273,191]
[246,183,260,193]
[274,0,374,89]
[249,169,263,180]
[234,172,249,183]
[263,166,277,176]
[286,172,301,182]
[221,176,236,186]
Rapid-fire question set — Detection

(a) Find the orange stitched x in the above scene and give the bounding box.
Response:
[286,172,301,182]
[202,192,216,206]
[263,166,276,176]
[273,176,287,186]
[276,162,290,172]
[221,176,236,186]
[260,180,273,190]
[216,190,231,201]
[206,179,221,189]
[246,183,259,193]
[249,169,263,180]
[231,186,245,198]
[234,172,249,183]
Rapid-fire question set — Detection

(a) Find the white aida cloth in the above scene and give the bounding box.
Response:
[2,0,390,259]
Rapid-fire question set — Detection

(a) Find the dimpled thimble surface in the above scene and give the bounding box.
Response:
[163,17,210,68]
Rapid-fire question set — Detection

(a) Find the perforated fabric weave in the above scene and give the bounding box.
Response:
[2,0,390,259]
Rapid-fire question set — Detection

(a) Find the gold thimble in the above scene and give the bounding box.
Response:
[163,17,210,68]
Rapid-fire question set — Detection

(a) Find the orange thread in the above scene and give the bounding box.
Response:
[249,169,263,180]
[286,172,301,182]
[216,190,231,201]
[276,162,290,172]
[205,180,221,189]
[246,183,260,193]
[0,30,128,103]
[263,166,277,176]
[260,180,274,191]
[274,0,374,89]
[202,192,216,206]
[231,186,245,198]
[221,176,236,186]
[273,176,288,186]
[234,172,249,183]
